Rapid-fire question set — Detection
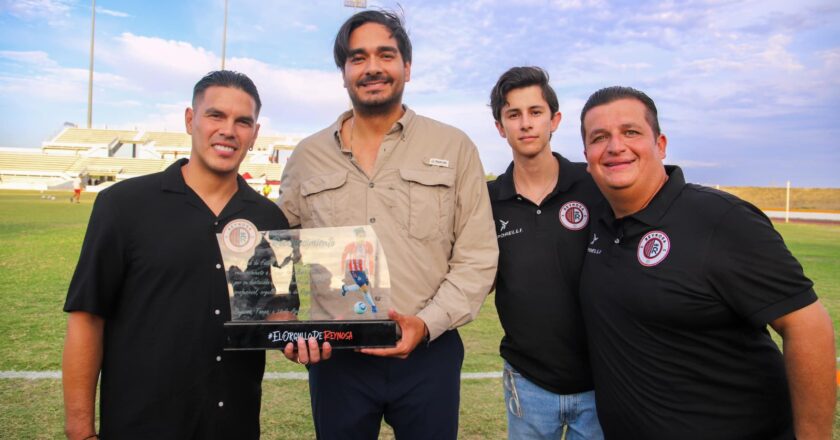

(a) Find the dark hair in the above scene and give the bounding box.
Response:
[490,66,559,122]
[333,10,412,69]
[192,70,262,115]
[579,86,660,141]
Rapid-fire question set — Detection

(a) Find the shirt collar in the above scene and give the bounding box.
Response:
[630,165,684,225]
[331,106,413,152]
[161,158,190,193]
[492,152,585,202]
[597,165,685,225]
[160,157,258,203]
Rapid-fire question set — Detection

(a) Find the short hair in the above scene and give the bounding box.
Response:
[580,86,660,141]
[333,10,412,69]
[490,66,559,123]
[192,70,262,115]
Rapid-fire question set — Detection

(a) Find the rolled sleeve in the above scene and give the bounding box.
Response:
[417,141,499,340]
[277,147,303,228]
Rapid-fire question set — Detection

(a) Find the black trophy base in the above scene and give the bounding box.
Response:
[224,320,398,350]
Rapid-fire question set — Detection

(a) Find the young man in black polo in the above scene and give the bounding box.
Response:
[579,86,835,439]
[487,66,604,439]
[61,71,324,440]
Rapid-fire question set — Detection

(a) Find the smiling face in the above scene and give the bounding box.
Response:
[496,85,561,160]
[582,98,667,203]
[342,22,410,116]
[185,85,260,178]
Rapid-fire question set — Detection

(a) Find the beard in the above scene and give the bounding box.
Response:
[348,73,405,116]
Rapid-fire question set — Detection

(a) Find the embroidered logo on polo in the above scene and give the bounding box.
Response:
[637,230,670,267]
[558,201,589,231]
[587,234,602,255]
[497,219,523,239]
[222,219,259,253]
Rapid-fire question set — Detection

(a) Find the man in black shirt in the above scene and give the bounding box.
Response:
[578,86,835,439]
[61,71,323,439]
[488,66,604,439]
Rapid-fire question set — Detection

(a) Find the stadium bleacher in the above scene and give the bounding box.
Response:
[1,127,297,191]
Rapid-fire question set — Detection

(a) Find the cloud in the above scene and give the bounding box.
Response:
[549,0,606,10]
[93,33,348,133]
[109,32,218,78]
[669,160,721,169]
[0,67,133,103]
[0,50,57,67]
[0,50,134,103]
[108,102,189,132]
[95,6,129,18]
[1,0,72,22]
[291,21,318,32]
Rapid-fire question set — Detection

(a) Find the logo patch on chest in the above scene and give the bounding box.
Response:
[222,219,259,253]
[558,201,589,231]
[637,230,670,267]
[496,218,523,239]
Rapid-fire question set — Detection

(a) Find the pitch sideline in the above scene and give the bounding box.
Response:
[0,371,502,380]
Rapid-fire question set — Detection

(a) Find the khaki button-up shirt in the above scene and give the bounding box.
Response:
[278,108,498,340]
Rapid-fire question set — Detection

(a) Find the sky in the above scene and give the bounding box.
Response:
[1,0,838,186]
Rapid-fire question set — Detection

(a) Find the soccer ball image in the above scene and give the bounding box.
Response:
[353,301,367,314]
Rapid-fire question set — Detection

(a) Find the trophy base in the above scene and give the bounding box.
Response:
[224,320,398,350]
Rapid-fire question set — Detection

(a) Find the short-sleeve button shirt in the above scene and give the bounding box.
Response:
[64,159,288,439]
[580,166,816,439]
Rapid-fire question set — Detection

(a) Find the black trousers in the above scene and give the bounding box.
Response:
[308,330,464,440]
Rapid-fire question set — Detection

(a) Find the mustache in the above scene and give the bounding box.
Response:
[356,74,392,87]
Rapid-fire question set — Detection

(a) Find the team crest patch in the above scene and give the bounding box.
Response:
[637,230,670,267]
[222,219,259,253]
[558,201,589,231]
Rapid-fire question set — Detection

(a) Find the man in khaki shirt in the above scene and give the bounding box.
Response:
[277,10,498,440]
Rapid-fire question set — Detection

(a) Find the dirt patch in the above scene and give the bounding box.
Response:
[719,187,840,211]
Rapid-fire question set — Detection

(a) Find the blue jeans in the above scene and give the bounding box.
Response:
[503,361,604,440]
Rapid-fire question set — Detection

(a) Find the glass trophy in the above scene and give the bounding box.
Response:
[218,220,398,350]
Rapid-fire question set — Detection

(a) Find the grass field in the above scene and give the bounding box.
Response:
[0,189,837,438]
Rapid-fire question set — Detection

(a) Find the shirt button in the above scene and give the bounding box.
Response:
[368,182,375,188]
[215,263,221,269]
[214,309,220,315]
[614,238,620,244]
[218,401,224,407]
[216,355,222,362]
[214,221,219,226]
[369,217,376,224]
[516,196,522,201]
[536,209,542,215]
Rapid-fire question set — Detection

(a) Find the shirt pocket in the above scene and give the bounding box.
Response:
[300,171,349,227]
[399,168,456,240]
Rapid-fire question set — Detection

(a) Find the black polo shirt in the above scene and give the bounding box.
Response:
[64,159,288,439]
[580,166,816,439]
[488,153,604,394]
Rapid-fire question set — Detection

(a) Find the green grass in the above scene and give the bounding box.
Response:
[0,190,836,438]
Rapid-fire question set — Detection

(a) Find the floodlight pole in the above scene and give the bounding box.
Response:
[86,0,96,128]
[221,0,229,70]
